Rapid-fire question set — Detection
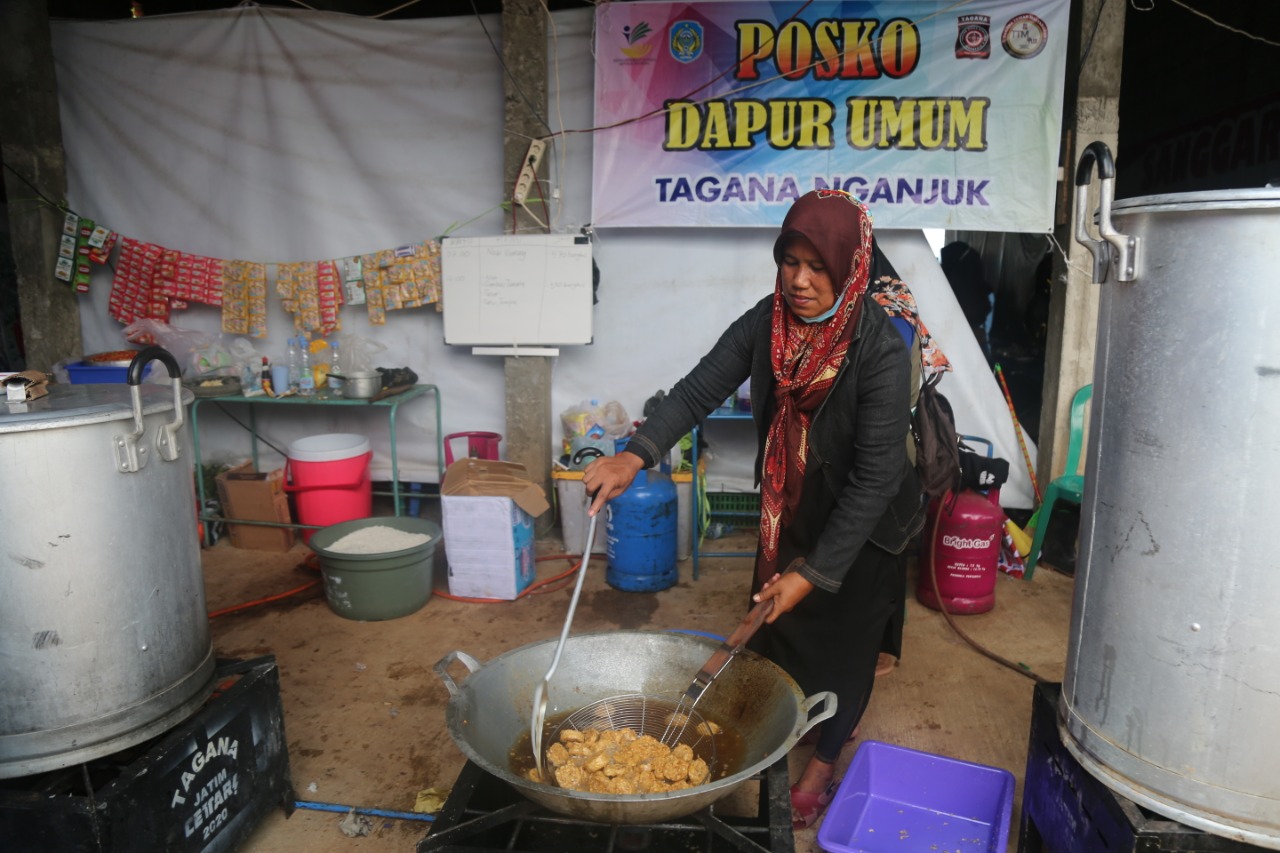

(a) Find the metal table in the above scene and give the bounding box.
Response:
[191,384,442,546]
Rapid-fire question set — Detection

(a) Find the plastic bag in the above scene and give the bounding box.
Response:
[123,319,219,378]
[560,400,631,442]
[338,334,388,373]
[599,401,631,439]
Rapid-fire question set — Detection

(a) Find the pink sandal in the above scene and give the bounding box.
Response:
[790,780,838,830]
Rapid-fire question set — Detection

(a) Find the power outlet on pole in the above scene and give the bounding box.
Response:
[513,139,546,205]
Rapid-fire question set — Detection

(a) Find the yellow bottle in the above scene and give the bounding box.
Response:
[1005,518,1032,558]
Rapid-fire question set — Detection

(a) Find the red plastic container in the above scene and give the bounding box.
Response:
[285,433,373,542]
[916,487,1002,614]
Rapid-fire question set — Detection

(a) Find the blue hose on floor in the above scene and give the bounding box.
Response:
[293,800,434,822]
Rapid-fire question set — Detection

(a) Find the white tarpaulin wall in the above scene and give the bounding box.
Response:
[50,7,1036,509]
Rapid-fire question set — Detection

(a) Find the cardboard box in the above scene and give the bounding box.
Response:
[4,371,49,402]
[215,461,295,552]
[441,458,550,600]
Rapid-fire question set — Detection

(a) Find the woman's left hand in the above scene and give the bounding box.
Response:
[753,570,814,622]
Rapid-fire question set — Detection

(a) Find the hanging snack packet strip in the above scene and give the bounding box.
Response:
[276,261,322,334]
[109,238,169,325]
[221,260,268,338]
[157,249,225,306]
[361,252,385,325]
[316,259,344,336]
[73,217,95,292]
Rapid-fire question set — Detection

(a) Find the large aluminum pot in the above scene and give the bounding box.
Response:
[434,630,835,824]
[1066,142,1280,849]
[0,347,215,778]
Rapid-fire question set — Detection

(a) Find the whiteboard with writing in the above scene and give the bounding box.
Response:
[441,235,594,346]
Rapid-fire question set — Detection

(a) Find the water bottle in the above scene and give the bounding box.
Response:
[327,338,343,396]
[298,337,315,396]
[287,337,301,391]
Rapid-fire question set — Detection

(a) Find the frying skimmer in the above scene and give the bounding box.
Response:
[531,512,599,780]
[658,597,774,746]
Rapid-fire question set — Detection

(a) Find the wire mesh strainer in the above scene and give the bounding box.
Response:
[548,692,719,770]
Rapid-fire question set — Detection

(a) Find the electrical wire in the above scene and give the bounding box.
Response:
[2,162,68,212]
[370,0,427,20]
[207,579,321,619]
[1077,0,1110,73]
[540,0,570,231]
[433,552,606,604]
[211,401,290,458]
[467,0,555,138]
[1162,0,1280,48]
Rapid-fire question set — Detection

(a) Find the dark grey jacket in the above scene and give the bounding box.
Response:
[626,294,925,591]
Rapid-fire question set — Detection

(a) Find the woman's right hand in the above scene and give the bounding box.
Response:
[582,452,646,517]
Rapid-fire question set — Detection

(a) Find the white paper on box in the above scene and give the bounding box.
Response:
[441,494,536,600]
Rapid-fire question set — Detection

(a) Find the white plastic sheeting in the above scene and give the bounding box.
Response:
[50,7,1035,508]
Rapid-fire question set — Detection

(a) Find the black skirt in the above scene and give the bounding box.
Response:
[746,469,907,764]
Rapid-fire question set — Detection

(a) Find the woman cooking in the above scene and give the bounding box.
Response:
[583,188,926,830]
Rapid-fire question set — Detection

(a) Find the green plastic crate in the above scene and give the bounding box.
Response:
[707,491,760,528]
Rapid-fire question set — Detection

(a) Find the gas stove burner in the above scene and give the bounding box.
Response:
[420,758,794,853]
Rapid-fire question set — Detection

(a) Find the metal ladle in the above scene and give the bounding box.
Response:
[531,466,603,782]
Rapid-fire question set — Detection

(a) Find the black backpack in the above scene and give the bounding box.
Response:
[912,372,961,500]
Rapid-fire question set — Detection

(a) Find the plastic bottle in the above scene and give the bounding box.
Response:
[260,356,270,393]
[298,337,315,396]
[327,338,343,397]
[287,337,301,392]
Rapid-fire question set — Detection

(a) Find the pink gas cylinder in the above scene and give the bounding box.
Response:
[916,486,1003,614]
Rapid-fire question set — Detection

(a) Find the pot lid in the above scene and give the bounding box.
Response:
[1114,186,1280,215]
[0,382,191,433]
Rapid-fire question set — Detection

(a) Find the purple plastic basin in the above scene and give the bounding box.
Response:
[817,740,1015,853]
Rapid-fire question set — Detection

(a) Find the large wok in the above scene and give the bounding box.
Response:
[434,630,835,824]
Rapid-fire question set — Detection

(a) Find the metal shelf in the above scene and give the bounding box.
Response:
[191,384,443,546]
[690,413,759,578]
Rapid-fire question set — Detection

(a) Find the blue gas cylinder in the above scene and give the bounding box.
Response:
[605,469,678,592]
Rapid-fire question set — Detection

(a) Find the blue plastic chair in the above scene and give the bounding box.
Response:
[1025,384,1092,579]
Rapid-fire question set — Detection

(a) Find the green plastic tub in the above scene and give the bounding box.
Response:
[308,517,441,621]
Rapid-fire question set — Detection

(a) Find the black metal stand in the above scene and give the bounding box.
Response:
[419,757,793,853]
[1019,683,1267,853]
[0,657,294,853]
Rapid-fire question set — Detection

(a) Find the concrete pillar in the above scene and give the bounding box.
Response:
[501,0,554,512]
[0,0,81,373]
[1038,0,1125,492]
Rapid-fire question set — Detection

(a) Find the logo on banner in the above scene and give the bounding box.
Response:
[1002,13,1049,59]
[669,21,703,63]
[955,14,991,59]
[620,21,655,59]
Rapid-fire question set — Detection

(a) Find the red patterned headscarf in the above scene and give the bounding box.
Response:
[758,189,874,582]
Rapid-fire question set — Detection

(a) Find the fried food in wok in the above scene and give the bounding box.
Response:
[527,726,712,793]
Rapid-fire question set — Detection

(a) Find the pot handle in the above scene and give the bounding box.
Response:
[1073,140,1138,284]
[434,650,482,698]
[792,690,837,743]
[115,346,186,473]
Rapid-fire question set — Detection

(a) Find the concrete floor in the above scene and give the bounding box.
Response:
[202,507,1074,853]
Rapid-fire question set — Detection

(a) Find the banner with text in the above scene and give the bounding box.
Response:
[591,0,1069,230]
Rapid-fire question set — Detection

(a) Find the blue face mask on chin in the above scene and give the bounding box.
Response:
[800,287,847,324]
